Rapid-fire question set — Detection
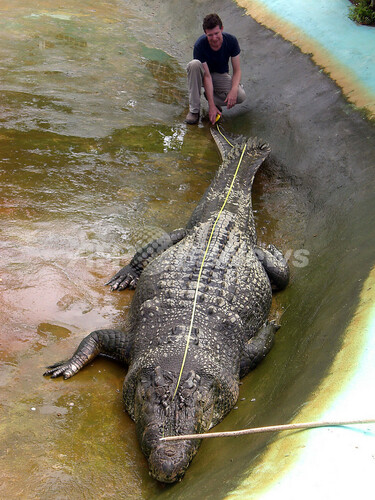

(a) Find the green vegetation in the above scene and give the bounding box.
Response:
[349,0,375,25]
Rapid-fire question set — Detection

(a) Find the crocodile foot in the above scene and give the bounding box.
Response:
[239,321,279,378]
[105,264,139,291]
[43,360,78,379]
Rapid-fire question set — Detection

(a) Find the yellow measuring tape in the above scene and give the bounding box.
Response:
[217,123,234,147]
[173,126,247,399]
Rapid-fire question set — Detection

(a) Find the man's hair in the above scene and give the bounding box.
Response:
[203,13,223,32]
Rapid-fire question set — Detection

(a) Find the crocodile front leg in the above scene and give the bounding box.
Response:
[106,228,186,291]
[255,244,290,291]
[239,321,279,378]
[44,329,131,379]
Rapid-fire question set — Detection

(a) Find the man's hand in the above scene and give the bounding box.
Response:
[225,87,238,109]
[209,105,222,125]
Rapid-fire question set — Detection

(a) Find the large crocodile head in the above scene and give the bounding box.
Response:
[133,366,219,483]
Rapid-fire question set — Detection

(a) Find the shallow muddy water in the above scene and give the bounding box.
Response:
[1,1,374,499]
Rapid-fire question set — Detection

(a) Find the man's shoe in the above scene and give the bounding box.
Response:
[185,111,199,124]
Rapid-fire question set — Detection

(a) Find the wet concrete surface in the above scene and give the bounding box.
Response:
[1,0,375,499]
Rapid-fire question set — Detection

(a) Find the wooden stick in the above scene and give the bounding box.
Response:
[160,418,375,442]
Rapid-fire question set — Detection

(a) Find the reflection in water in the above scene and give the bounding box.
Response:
[0,1,186,137]
[145,59,185,104]
[0,2,301,498]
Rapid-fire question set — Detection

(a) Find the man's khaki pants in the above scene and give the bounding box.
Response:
[187,59,246,113]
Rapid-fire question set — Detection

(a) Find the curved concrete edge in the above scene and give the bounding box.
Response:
[235,0,375,118]
[226,268,375,499]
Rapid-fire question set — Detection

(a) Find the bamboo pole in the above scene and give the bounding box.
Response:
[160,418,375,442]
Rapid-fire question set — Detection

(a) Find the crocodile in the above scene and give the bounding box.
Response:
[44,127,289,483]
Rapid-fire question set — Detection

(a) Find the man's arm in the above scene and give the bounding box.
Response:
[202,62,222,124]
[225,54,241,109]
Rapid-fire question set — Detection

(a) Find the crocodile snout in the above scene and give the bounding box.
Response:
[148,442,194,483]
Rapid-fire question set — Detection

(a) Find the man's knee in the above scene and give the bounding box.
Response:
[187,59,204,75]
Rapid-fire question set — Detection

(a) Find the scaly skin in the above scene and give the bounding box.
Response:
[44,128,289,483]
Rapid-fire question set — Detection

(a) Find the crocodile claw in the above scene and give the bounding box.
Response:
[43,361,76,379]
[105,265,139,291]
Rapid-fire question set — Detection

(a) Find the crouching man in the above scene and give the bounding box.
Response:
[186,13,246,125]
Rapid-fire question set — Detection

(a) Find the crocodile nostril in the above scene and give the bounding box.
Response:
[164,447,176,457]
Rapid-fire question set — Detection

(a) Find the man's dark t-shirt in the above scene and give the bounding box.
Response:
[193,32,241,74]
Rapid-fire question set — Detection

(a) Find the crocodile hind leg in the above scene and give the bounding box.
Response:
[106,228,186,291]
[255,244,290,291]
[44,329,131,379]
[239,321,279,378]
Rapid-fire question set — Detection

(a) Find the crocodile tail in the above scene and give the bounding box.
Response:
[240,136,271,186]
[211,127,271,188]
[187,129,270,229]
[210,127,270,177]
[210,126,237,160]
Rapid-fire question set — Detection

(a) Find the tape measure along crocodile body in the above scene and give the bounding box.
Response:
[173,126,247,398]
